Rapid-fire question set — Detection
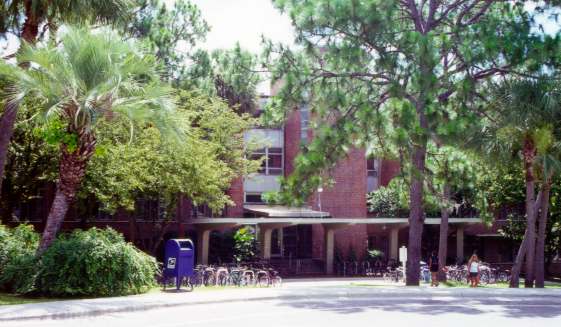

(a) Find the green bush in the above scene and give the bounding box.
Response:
[233,227,257,263]
[38,228,158,297]
[367,179,440,217]
[0,224,39,293]
[0,225,158,297]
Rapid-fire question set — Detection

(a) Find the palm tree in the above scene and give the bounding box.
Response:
[476,78,561,287]
[0,0,133,200]
[0,26,176,252]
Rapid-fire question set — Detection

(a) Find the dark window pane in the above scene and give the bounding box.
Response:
[268,168,283,175]
[245,193,263,203]
[268,154,283,168]
[269,147,282,154]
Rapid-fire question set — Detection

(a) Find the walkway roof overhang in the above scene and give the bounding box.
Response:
[243,205,331,218]
[189,217,481,227]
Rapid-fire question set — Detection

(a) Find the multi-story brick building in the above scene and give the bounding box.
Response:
[7,95,529,276]
[186,97,516,275]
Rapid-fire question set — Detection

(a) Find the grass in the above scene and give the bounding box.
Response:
[441,279,561,288]
[0,293,61,306]
[0,284,266,306]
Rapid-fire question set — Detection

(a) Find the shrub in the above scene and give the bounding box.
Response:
[38,227,158,297]
[368,179,440,217]
[233,227,257,263]
[0,224,39,293]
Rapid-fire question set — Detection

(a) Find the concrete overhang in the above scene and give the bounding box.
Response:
[188,217,481,226]
[244,204,331,218]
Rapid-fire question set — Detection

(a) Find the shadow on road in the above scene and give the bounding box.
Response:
[275,294,561,318]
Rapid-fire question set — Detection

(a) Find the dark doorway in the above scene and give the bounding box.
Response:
[283,225,312,259]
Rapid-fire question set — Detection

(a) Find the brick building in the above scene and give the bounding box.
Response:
[186,98,515,275]
[7,96,530,276]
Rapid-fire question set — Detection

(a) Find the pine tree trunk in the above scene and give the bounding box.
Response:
[0,4,40,200]
[534,181,551,288]
[406,143,427,286]
[37,133,95,253]
[438,184,451,282]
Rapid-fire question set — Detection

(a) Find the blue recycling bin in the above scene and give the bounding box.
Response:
[163,239,195,290]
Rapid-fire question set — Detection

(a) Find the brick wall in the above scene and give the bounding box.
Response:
[380,159,400,186]
[311,148,367,218]
[284,109,301,176]
[225,176,244,217]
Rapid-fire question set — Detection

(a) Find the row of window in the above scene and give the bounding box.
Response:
[250,147,283,175]
[244,159,380,204]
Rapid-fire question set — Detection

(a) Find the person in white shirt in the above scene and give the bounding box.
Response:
[467,254,481,287]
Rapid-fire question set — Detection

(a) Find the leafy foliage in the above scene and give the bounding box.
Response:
[233,227,257,263]
[38,228,158,297]
[367,249,385,261]
[185,44,262,114]
[127,0,209,80]
[0,225,158,296]
[367,181,408,218]
[0,224,38,293]
[81,90,260,215]
[263,0,561,205]
[0,0,133,43]
[0,98,58,222]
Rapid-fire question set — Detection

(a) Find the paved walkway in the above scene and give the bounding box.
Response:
[1,278,560,322]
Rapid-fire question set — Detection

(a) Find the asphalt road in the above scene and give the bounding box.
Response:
[5,284,561,327]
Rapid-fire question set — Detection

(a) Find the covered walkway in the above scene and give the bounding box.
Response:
[188,207,480,274]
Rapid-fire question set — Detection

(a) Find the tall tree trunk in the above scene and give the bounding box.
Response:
[21,1,40,45]
[37,134,95,253]
[0,103,18,201]
[510,138,537,288]
[534,180,551,288]
[406,143,427,286]
[438,183,451,282]
[523,139,537,288]
[0,4,40,200]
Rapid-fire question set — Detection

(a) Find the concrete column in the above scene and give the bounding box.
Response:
[456,225,464,263]
[259,227,273,260]
[389,226,399,260]
[196,229,211,265]
[324,228,336,275]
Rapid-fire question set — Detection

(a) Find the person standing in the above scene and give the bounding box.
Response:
[429,251,440,286]
[467,254,481,287]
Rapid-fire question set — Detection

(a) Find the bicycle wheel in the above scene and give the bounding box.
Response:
[204,273,216,287]
[497,271,508,283]
[480,271,489,285]
[258,276,269,287]
[182,277,194,292]
[272,276,282,287]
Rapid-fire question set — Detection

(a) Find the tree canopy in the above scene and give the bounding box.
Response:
[264,0,561,285]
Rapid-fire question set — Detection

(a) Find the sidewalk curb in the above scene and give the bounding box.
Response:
[0,294,284,322]
[2,286,560,322]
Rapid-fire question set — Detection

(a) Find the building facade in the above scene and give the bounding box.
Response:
[6,98,536,276]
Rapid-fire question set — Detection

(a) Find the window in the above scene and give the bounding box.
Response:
[245,192,263,203]
[135,197,161,221]
[300,104,309,143]
[251,147,283,175]
[367,158,378,177]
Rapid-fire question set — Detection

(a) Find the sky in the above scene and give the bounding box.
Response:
[186,0,295,52]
